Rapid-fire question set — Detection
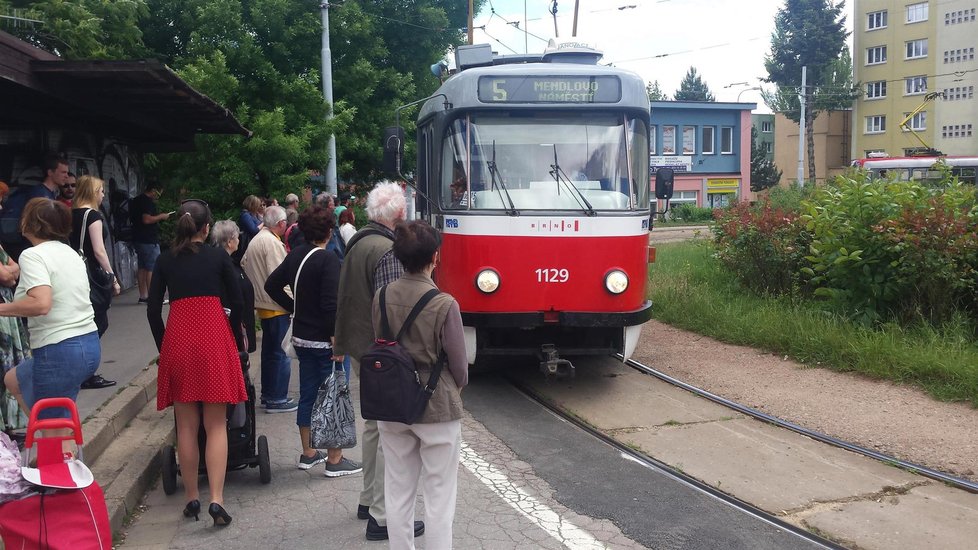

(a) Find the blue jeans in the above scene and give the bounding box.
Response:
[294,347,345,427]
[260,315,292,403]
[134,242,160,271]
[16,331,100,419]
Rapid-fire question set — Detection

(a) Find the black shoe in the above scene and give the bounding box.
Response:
[183,499,201,521]
[208,502,232,527]
[357,504,370,520]
[137,297,149,304]
[81,374,117,390]
[365,517,424,541]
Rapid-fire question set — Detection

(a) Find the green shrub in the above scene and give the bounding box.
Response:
[712,199,810,297]
[800,174,978,325]
[670,203,715,222]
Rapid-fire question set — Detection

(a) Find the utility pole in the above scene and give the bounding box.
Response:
[797,66,806,186]
[572,0,580,36]
[320,2,337,196]
[468,0,474,45]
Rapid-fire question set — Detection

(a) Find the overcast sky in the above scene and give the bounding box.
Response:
[473,0,852,112]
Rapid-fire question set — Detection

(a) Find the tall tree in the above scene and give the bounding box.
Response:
[764,0,855,182]
[673,67,715,101]
[0,0,149,58]
[750,127,782,192]
[646,80,669,101]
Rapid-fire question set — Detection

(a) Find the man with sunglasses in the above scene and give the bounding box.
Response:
[130,181,172,304]
[57,172,76,207]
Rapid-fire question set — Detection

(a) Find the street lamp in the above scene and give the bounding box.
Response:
[723,81,749,89]
[737,87,763,102]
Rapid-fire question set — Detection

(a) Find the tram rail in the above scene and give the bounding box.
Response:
[619,355,978,494]
[506,373,847,550]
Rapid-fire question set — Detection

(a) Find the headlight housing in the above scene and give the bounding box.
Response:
[476,269,500,293]
[604,269,628,294]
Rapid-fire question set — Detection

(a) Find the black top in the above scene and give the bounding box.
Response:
[129,193,159,244]
[147,244,244,352]
[265,243,340,342]
[69,208,109,267]
[233,262,257,353]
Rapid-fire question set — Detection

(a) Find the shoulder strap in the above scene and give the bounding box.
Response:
[378,285,393,340]
[78,208,93,255]
[395,289,441,342]
[345,227,391,255]
[292,247,321,305]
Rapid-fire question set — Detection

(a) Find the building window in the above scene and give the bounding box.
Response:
[702,126,715,154]
[764,142,773,154]
[905,75,927,95]
[865,115,886,134]
[942,124,974,138]
[865,149,887,157]
[867,45,887,64]
[866,80,887,99]
[945,8,977,24]
[670,191,698,205]
[903,111,926,131]
[662,125,676,155]
[905,39,928,59]
[868,10,888,29]
[906,2,928,23]
[760,121,772,133]
[720,127,734,154]
[943,86,976,100]
[682,126,696,155]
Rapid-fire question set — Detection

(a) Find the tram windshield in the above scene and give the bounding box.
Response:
[441,112,649,212]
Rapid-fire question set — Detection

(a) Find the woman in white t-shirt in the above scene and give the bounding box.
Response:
[1,198,100,419]
[336,207,356,245]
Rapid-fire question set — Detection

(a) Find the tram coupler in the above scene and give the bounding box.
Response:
[539,344,575,378]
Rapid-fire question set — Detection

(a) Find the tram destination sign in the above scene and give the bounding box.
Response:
[478,75,622,104]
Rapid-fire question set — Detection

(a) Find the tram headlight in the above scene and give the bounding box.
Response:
[476,269,500,294]
[604,270,629,294]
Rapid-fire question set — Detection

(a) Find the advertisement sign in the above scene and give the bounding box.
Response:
[650,155,692,173]
[706,178,740,194]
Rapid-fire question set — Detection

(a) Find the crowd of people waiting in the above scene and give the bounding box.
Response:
[0,153,467,549]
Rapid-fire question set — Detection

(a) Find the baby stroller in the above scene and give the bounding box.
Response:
[160,352,270,495]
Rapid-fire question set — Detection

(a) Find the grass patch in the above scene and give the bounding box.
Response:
[649,240,978,406]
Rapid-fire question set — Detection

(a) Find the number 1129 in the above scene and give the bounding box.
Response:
[535,268,569,283]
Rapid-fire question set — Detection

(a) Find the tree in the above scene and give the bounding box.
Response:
[750,127,782,192]
[646,80,669,101]
[763,0,856,183]
[673,67,714,101]
[0,0,149,58]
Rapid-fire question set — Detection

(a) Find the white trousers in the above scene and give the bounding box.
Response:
[378,419,462,550]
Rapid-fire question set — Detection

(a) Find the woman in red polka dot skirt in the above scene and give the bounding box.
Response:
[147,199,246,527]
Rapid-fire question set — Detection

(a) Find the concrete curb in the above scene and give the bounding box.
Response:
[81,363,175,533]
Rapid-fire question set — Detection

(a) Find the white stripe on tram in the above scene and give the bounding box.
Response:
[461,442,608,550]
[442,215,648,237]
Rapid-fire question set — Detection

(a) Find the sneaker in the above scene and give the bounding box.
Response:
[298,450,327,470]
[137,297,149,304]
[357,504,370,520]
[324,457,363,478]
[264,398,298,413]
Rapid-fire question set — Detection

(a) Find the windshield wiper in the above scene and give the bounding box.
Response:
[488,140,519,216]
[549,145,596,216]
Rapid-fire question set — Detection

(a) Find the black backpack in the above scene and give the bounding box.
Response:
[359,287,445,424]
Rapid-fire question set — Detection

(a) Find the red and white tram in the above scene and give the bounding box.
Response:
[387,43,666,373]
[851,155,978,185]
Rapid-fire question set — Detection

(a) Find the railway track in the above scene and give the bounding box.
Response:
[619,355,978,494]
[506,372,847,550]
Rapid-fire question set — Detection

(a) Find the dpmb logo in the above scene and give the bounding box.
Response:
[445,218,459,229]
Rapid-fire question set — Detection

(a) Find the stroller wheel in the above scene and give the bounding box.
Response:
[161,444,178,495]
[257,435,271,484]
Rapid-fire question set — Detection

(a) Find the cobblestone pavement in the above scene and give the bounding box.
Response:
[119,370,646,550]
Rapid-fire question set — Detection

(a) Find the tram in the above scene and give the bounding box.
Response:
[851,155,978,185]
[385,42,670,373]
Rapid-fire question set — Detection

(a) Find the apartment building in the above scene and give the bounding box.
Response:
[853,1,977,157]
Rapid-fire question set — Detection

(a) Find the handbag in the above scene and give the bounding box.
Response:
[359,287,446,424]
[281,248,321,359]
[78,209,114,313]
[309,364,357,449]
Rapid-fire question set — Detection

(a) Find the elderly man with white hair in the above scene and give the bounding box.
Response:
[241,205,296,413]
[334,182,424,542]
[283,193,300,225]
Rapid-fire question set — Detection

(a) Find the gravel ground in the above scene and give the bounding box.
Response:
[631,320,978,482]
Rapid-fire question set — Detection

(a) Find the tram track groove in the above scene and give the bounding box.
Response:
[504,374,847,550]
[618,355,978,494]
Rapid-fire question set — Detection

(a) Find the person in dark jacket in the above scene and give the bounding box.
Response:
[210,220,257,353]
[265,205,362,477]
